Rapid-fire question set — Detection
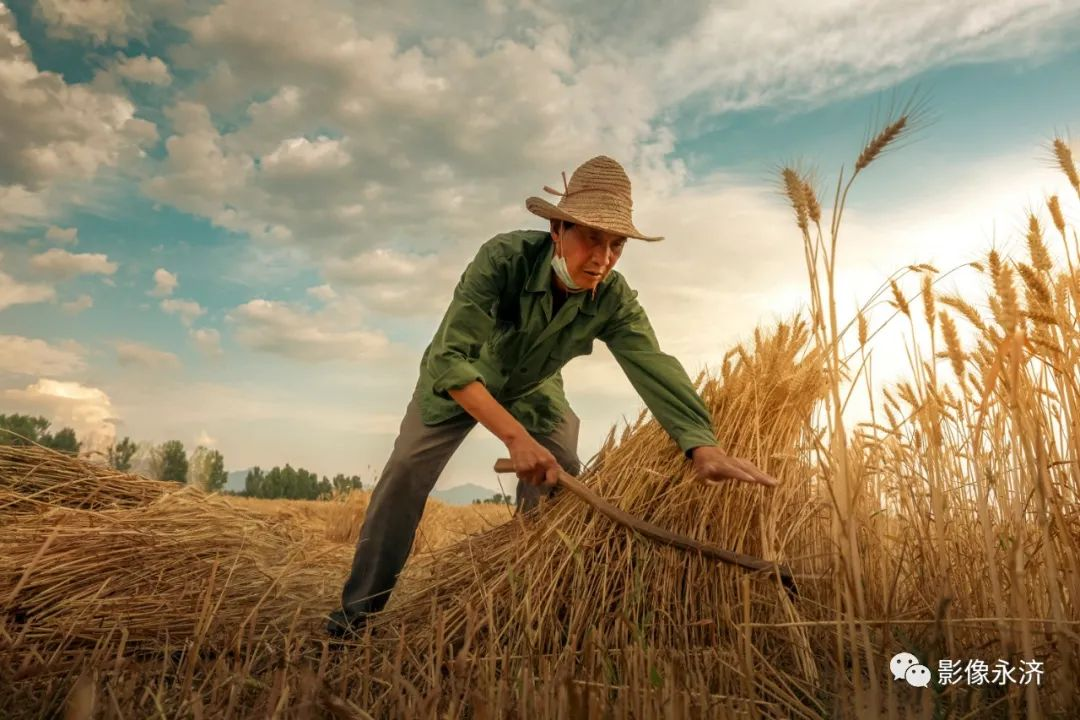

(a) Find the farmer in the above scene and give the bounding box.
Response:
[327,155,779,638]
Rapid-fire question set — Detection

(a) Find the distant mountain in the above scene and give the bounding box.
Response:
[430,482,510,506]
[225,468,249,493]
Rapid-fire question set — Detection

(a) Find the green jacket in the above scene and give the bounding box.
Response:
[416,229,718,458]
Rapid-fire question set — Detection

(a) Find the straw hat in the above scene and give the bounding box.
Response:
[525,155,663,242]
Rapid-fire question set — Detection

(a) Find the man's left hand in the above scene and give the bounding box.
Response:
[690,446,780,488]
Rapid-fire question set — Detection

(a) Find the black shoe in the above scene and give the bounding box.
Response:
[326,608,368,640]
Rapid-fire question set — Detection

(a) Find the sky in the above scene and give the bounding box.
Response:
[1,0,1079,493]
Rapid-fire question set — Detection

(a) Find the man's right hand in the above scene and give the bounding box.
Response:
[506,435,561,487]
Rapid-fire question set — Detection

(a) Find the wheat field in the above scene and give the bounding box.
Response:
[2,118,1080,719]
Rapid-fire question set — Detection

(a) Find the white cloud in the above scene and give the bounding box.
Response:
[0,335,85,376]
[142,101,278,241]
[195,428,216,446]
[35,0,134,44]
[261,135,351,178]
[114,340,182,370]
[45,226,78,245]
[645,1,1080,114]
[0,5,161,231]
[28,249,118,281]
[325,247,441,284]
[61,294,94,314]
[306,283,337,302]
[2,378,117,451]
[226,298,390,362]
[33,0,207,46]
[0,5,156,193]
[322,247,455,316]
[0,185,51,231]
[145,5,671,256]
[0,252,56,310]
[138,0,1080,277]
[190,327,223,357]
[160,297,206,326]
[150,267,178,296]
[111,54,172,85]
[353,282,453,317]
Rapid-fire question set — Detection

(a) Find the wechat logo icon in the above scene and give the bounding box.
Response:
[891,652,932,688]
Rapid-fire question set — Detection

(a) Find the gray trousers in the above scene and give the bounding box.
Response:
[338,384,582,618]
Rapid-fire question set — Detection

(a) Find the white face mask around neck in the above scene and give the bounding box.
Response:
[551,247,588,293]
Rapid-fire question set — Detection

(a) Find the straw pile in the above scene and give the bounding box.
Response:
[0,447,350,651]
[0,445,174,513]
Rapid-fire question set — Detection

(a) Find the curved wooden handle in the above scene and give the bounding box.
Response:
[493,458,797,594]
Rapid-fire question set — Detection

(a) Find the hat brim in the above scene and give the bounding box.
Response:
[525,197,664,242]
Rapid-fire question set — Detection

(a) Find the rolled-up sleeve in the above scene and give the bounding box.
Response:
[598,284,718,458]
[426,241,502,399]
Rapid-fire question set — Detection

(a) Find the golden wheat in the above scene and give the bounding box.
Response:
[921,273,935,330]
[801,176,822,225]
[1048,194,1066,237]
[1026,213,1053,271]
[992,262,1020,331]
[938,311,966,382]
[782,167,809,232]
[855,117,906,172]
[889,278,910,316]
[1052,137,1080,195]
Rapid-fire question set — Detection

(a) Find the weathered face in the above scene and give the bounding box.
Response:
[551,221,627,291]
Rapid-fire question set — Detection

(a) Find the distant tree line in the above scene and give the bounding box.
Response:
[473,493,512,505]
[242,467,364,500]
[0,413,364,499]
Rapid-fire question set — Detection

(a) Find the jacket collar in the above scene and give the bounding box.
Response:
[524,233,609,316]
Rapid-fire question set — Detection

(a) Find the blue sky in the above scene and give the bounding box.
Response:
[2,0,1079,491]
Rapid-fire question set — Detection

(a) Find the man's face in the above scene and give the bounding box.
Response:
[552,222,627,290]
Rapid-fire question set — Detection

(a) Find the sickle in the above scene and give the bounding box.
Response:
[494,458,798,596]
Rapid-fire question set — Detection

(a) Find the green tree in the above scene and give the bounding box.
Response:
[0,414,49,444]
[243,463,323,499]
[204,449,227,492]
[44,427,81,453]
[107,437,137,471]
[331,472,364,494]
[264,466,283,498]
[245,466,265,496]
[159,440,188,484]
[0,413,80,452]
